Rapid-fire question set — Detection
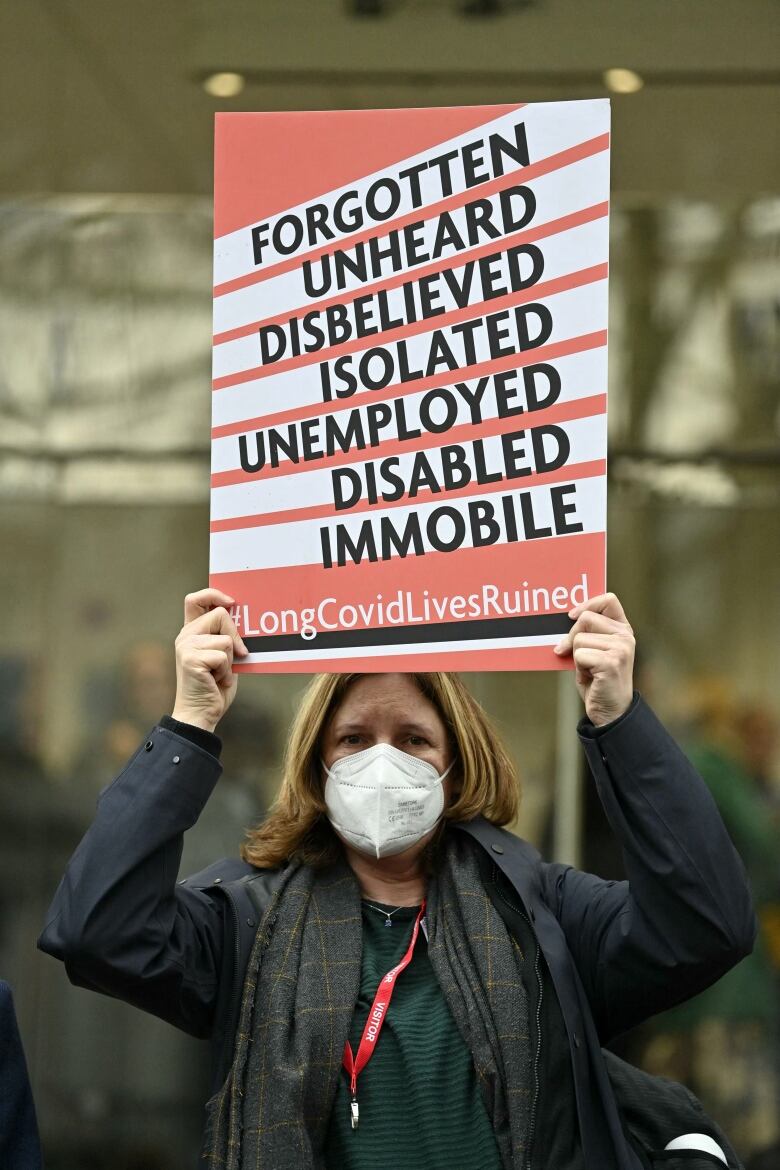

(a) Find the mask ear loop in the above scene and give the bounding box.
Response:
[440,755,464,818]
[439,759,455,782]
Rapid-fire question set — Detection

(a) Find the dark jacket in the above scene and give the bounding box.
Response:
[37,695,756,1170]
[0,981,43,1170]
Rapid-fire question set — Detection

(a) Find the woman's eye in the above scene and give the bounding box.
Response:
[342,734,362,745]
[408,736,428,746]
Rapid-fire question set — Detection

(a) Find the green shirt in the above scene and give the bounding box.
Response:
[324,901,502,1170]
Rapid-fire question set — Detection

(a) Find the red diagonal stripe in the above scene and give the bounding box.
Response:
[214,103,526,239]
[213,130,609,298]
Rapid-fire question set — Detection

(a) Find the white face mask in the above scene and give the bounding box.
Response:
[323,743,454,859]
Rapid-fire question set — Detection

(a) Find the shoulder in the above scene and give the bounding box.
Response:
[177,857,288,920]
[452,817,547,905]
[176,856,257,889]
[453,815,542,867]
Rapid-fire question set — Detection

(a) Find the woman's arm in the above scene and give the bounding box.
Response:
[37,588,250,1038]
[0,981,42,1170]
[37,723,228,1037]
[547,593,757,1041]
[541,694,757,1042]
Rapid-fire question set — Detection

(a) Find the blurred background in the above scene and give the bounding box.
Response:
[0,1,778,1167]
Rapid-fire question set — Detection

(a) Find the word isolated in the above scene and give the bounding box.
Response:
[210,101,609,671]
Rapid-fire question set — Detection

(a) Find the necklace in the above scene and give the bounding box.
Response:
[362,900,406,928]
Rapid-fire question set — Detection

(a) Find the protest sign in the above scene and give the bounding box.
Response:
[210,100,609,672]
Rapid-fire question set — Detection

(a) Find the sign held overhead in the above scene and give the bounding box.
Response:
[210,100,610,672]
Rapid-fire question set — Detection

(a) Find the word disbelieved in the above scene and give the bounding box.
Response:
[259,243,543,364]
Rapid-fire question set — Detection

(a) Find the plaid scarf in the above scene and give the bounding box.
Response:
[201,834,531,1169]
[426,833,532,1168]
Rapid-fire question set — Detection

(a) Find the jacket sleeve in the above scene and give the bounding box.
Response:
[37,725,227,1039]
[539,694,758,1042]
[0,982,43,1170]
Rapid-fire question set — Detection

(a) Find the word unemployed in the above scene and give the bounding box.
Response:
[238,367,561,474]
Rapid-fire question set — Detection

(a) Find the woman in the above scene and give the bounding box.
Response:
[39,588,754,1170]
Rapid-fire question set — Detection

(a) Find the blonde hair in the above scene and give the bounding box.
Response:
[241,672,520,869]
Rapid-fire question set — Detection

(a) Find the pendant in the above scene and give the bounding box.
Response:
[385,918,392,927]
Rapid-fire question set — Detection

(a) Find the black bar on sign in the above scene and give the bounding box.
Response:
[243,612,574,655]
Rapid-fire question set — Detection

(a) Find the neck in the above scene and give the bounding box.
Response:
[345,845,426,906]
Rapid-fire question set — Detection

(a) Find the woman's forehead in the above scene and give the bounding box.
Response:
[330,674,441,726]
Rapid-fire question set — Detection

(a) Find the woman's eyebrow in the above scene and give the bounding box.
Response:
[397,721,437,737]
[329,719,369,734]
[329,719,437,736]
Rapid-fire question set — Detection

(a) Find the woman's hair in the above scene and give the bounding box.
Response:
[240,672,520,869]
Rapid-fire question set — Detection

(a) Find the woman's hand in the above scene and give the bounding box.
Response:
[553,592,635,726]
[171,589,249,733]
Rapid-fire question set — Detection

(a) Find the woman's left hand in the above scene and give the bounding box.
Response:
[553,593,635,726]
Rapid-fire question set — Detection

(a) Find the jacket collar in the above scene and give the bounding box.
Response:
[452,816,542,914]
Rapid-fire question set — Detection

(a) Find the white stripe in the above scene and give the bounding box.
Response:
[240,632,564,664]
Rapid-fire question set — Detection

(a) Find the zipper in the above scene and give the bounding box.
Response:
[491,865,543,1170]
[219,880,279,1083]
[222,886,243,1080]
[526,936,543,1170]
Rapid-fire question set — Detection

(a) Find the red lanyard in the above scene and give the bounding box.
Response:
[342,901,426,1130]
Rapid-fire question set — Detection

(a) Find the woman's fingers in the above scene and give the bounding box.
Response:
[572,632,623,652]
[571,633,635,674]
[553,592,636,725]
[184,588,237,627]
[568,591,629,625]
[572,647,602,686]
[572,646,617,673]
[554,606,633,657]
[181,604,249,657]
[172,593,247,733]
[188,633,236,666]
[195,649,234,688]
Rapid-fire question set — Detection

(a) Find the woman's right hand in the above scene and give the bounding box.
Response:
[171,589,249,733]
